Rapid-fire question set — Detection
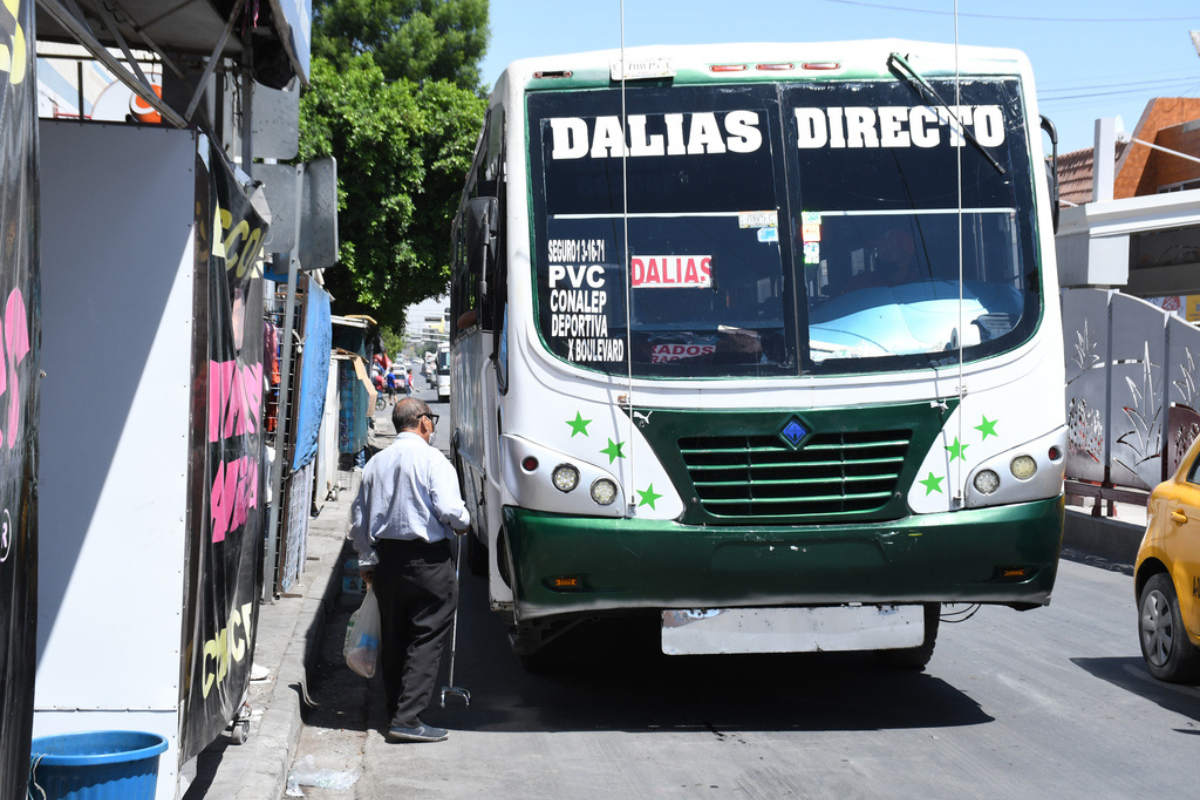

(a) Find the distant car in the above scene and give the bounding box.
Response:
[1135,436,1200,683]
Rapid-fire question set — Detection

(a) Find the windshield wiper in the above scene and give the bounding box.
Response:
[887,52,1006,176]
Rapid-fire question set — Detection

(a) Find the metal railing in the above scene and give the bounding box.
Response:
[1062,288,1200,512]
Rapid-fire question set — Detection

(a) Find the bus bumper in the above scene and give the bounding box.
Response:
[502,496,1064,622]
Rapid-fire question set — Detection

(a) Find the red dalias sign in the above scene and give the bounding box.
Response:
[630,255,712,288]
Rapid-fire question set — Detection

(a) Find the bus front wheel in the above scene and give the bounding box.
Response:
[875,603,940,670]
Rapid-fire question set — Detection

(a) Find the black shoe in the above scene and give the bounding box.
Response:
[387,721,448,743]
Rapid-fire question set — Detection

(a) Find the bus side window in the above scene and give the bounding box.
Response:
[451,225,471,337]
[465,195,499,315]
[480,109,506,347]
[452,111,493,341]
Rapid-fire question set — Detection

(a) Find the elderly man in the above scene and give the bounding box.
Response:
[349,397,470,743]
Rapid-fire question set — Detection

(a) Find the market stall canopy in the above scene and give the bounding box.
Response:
[36,0,310,126]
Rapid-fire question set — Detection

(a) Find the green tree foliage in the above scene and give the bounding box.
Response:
[299,55,485,331]
[380,325,406,359]
[313,0,489,90]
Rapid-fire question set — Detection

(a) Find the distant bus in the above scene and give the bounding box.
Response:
[436,342,451,403]
[449,40,1065,667]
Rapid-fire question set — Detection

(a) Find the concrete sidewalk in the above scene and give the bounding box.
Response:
[181,465,359,800]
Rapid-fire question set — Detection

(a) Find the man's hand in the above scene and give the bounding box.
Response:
[359,569,374,587]
[454,525,472,537]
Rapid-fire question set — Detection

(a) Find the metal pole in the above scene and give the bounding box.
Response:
[241,40,253,170]
[184,0,248,123]
[263,165,307,602]
[265,249,297,601]
[1130,137,1200,167]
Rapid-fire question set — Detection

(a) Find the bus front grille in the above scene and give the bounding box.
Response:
[677,431,912,519]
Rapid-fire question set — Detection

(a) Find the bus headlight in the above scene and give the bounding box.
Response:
[973,469,1000,495]
[552,464,580,493]
[1010,455,1037,480]
[590,478,618,506]
[960,427,1067,510]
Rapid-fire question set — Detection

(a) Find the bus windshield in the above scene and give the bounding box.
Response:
[528,78,1039,378]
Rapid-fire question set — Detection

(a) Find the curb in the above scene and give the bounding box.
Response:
[1063,507,1143,566]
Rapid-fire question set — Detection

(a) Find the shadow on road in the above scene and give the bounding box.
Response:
[1073,656,1200,726]
[308,556,994,738]
[1059,546,1133,577]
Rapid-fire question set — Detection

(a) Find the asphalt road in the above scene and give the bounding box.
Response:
[288,386,1199,799]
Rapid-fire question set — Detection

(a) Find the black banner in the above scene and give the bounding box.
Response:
[180,139,269,761]
[0,0,39,795]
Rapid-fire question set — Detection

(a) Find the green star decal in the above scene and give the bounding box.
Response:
[945,437,969,461]
[974,415,998,440]
[600,438,626,463]
[637,484,663,509]
[566,411,592,437]
[919,472,945,495]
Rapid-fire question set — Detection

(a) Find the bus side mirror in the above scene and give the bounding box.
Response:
[467,196,499,298]
[1040,115,1060,234]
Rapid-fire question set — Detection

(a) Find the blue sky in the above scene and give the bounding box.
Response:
[478,0,1200,154]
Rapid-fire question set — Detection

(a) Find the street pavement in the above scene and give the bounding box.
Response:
[181,377,1149,799]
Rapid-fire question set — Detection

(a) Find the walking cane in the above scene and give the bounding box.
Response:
[440,533,471,708]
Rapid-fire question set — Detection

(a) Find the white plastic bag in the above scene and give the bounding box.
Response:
[343,586,380,678]
[286,755,362,796]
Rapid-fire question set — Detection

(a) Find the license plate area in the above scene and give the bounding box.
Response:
[661,605,925,655]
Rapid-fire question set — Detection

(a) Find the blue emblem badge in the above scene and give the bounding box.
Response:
[780,418,808,448]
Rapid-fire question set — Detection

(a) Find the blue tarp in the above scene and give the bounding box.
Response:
[292,283,332,470]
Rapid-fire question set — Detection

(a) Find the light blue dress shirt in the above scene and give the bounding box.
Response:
[349,432,471,567]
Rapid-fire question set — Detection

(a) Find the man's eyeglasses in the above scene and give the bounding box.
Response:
[421,413,439,427]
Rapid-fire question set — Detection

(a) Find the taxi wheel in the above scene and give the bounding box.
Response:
[1138,573,1200,684]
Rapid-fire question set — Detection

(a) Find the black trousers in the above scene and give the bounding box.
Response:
[372,538,457,728]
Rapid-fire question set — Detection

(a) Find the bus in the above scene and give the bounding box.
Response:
[449,40,1065,667]
[436,342,451,402]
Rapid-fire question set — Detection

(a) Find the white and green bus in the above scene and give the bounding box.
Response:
[450,40,1065,667]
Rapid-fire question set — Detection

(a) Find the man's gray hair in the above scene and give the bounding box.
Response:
[393,398,432,433]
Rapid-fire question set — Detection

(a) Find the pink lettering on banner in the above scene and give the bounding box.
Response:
[211,455,259,543]
[0,289,30,449]
[208,360,263,443]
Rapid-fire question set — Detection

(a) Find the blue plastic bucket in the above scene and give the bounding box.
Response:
[28,731,168,800]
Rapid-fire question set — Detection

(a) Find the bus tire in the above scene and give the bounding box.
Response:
[1138,573,1200,683]
[876,603,940,670]
[467,529,488,576]
[496,531,513,588]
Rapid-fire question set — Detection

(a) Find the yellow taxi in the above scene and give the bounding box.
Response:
[1135,436,1200,683]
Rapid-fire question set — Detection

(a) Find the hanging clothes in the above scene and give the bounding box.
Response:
[264,320,281,385]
